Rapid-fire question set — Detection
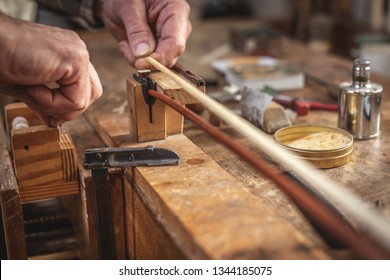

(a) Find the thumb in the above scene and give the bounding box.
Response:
[123,15,156,58]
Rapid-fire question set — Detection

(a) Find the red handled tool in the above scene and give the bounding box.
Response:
[272,95,338,115]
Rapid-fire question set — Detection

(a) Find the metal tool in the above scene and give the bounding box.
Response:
[133,70,157,123]
[208,85,337,116]
[172,63,206,87]
[83,146,180,259]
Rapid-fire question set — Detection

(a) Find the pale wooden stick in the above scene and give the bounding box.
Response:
[145,56,390,250]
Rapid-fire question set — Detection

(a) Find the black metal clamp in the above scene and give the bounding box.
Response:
[133,70,157,123]
[84,146,180,259]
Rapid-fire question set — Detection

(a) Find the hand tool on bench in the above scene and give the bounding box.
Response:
[272,94,338,115]
[83,146,180,259]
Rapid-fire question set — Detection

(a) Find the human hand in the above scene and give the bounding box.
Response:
[0,13,102,126]
[100,0,192,69]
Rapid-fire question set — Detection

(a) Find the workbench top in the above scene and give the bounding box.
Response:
[2,18,389,260]
[80,19,389,258]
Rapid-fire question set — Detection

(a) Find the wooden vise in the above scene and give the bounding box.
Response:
[127,65,205,142]
[4,103,79,203]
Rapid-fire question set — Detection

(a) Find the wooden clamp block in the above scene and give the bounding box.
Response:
[127,69,205,143]
[4,103,79,203]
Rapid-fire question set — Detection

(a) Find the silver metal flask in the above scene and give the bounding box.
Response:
[338,59,382,139]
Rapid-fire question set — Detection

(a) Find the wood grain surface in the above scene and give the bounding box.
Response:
[21,18,386,259]
[4,103,80,203]
[2,18,387,260]
[0,113,27,259]
[95,114,330,259]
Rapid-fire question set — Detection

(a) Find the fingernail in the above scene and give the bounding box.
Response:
[134,42,150,57]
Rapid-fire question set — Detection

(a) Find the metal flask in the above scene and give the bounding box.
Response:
[338,59,382,139]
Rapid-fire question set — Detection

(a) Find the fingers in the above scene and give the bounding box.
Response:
[0,14,102,126]
[105,0,191,69]
[116,20,156,67]
[153,2,192,67]
[21,86,86,122]
[34,113,65,127]
[88,62,103,103]
[132,0,192,69]
[115,0,157,66]
[25,111,64,127]
[11,86,62,127]
[14,62,102,126]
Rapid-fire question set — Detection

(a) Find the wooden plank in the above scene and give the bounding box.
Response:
[110,172,126,259]
[132,176,187,259]
[94,114,330,259]
[123,169,186,259]
[184,123,338,254]
[61,117,100,260]
[4,102,43,152]
[0,113,27,259]
[152,71,202,104]
[10,125,79,203]
[12,125,62,189]
[59,128,78,182]
[18,182,79,203]
[5,104,79,203]
[152,71,205,136]
[61,188,97,259]
[166,105,184,135]
[123,172,135,259]
[28,250,78,260]
[76,26,390,259]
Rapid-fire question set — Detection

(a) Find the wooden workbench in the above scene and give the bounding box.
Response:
[76,18,389,259]
[1,18,389,259]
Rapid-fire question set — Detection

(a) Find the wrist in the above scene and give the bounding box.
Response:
[0,13,17,79]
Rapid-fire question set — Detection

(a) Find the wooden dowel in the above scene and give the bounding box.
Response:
[145,56,390,251]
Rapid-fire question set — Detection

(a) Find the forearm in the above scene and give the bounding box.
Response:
[0,13,19,85]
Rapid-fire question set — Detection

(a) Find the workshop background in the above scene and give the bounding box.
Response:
[2,0,390,115]
[3,0,390,71]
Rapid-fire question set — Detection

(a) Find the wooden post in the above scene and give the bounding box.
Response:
[127,70,205,143]
[127,79,166,142]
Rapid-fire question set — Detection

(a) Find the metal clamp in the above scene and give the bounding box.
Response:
[133,70,157,123]
[84,146,180,259]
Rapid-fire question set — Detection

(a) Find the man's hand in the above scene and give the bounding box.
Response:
[0,13,102,126]
[100,0,192,69]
